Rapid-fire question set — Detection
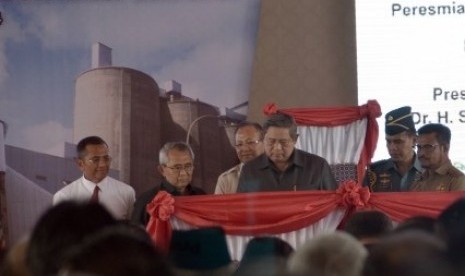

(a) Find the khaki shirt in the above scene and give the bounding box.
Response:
[410,161,465,191]
[214,163,242,194]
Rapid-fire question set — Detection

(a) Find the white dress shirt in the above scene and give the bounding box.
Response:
[53,175,135,220]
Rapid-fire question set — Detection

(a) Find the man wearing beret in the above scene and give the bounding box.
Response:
[364,106,423,192]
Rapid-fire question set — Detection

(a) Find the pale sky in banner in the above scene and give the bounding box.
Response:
[0,1,260,157]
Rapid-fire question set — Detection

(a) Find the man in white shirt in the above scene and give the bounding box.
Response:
[53,136,135,220]
[214,122,264,194]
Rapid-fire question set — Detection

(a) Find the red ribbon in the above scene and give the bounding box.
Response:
[364,100,382,118]
[336,180,371,209]
[146,191,175,253]
[147,191,175,221]
[263,103,278,116]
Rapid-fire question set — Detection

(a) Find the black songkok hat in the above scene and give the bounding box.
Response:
[169,227,231,270]
[385,106,416,135]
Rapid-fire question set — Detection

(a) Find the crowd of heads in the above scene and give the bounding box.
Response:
[2,197,465,276]
[0,202,171,276]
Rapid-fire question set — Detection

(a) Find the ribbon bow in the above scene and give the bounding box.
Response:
[146,191,175,253]
[365,100,382,118]
[263,103,278,116]
[336,180,370,209]
[147,191,175,221]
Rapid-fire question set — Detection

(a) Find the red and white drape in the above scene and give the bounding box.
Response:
[266,100,381,183]
[146,101,465,260]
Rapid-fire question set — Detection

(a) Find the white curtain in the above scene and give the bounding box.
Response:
[296,118,367,164]
[171,209,345,261]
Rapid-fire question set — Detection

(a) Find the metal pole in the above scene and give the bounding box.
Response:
[185,114,219,144]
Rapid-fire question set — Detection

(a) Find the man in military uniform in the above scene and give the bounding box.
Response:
[364,106,423,192]
[410,123,465,191]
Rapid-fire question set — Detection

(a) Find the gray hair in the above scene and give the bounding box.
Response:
[288,231,368,276]
[159,142,194,165]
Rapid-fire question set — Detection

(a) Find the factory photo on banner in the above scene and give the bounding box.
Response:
[0,1,260,243]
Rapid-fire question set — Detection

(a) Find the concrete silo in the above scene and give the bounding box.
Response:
[74,61,161,195]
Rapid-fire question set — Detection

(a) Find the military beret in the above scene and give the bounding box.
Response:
[385,106,416,135]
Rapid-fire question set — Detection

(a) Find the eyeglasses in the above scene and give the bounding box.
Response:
[416,144,440,152]
[264,138,293,147]
[235,140,261,148]
[164,164,194,174]
[86,155,112,164]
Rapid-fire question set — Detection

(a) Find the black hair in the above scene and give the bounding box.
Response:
[262,113,298,140]
[417,124,451,149]
[26,202,116,276]
[234,121,264,140]
[76,136,108,158]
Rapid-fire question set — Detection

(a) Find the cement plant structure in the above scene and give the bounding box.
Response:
[1,43,243,246]
[74,43,241,194]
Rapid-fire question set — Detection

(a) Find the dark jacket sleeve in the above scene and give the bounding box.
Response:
[236,162,262,193]
[130,188,157,226]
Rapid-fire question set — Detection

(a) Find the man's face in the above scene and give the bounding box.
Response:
[159,149,194,193]
[234,126,264,163]
[78,144,111,184]
[386,131,416,163]
[417,132,448,171]
[264,126,296,165]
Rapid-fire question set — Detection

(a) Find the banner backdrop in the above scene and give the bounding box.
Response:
[0,0,261,245]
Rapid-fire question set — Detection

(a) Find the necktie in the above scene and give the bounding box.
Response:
[90,186,100,203]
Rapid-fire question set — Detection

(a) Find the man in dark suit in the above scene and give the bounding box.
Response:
[237,113,337,192]
[131,142,205,226]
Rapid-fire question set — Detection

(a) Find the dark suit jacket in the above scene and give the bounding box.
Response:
[237,150,337,192]
[131,181,206,226]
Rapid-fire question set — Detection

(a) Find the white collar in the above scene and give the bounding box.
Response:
[81,175,108,192]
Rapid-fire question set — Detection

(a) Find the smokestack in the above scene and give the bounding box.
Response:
[164,80,182,94]
[0,120,6,172]
[92,42,112,68]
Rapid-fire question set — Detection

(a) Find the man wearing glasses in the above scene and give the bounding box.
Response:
[53,136,135,220]
[131,141,205,226]
[237,113,337,192]
[364,106,423,192]
[214,122,264,194]
[410,123,465,191]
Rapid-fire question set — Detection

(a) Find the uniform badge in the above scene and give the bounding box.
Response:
[378,172,392,191]
[367,169,377,191]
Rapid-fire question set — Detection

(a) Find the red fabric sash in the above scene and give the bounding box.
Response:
[146,181,465,252]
